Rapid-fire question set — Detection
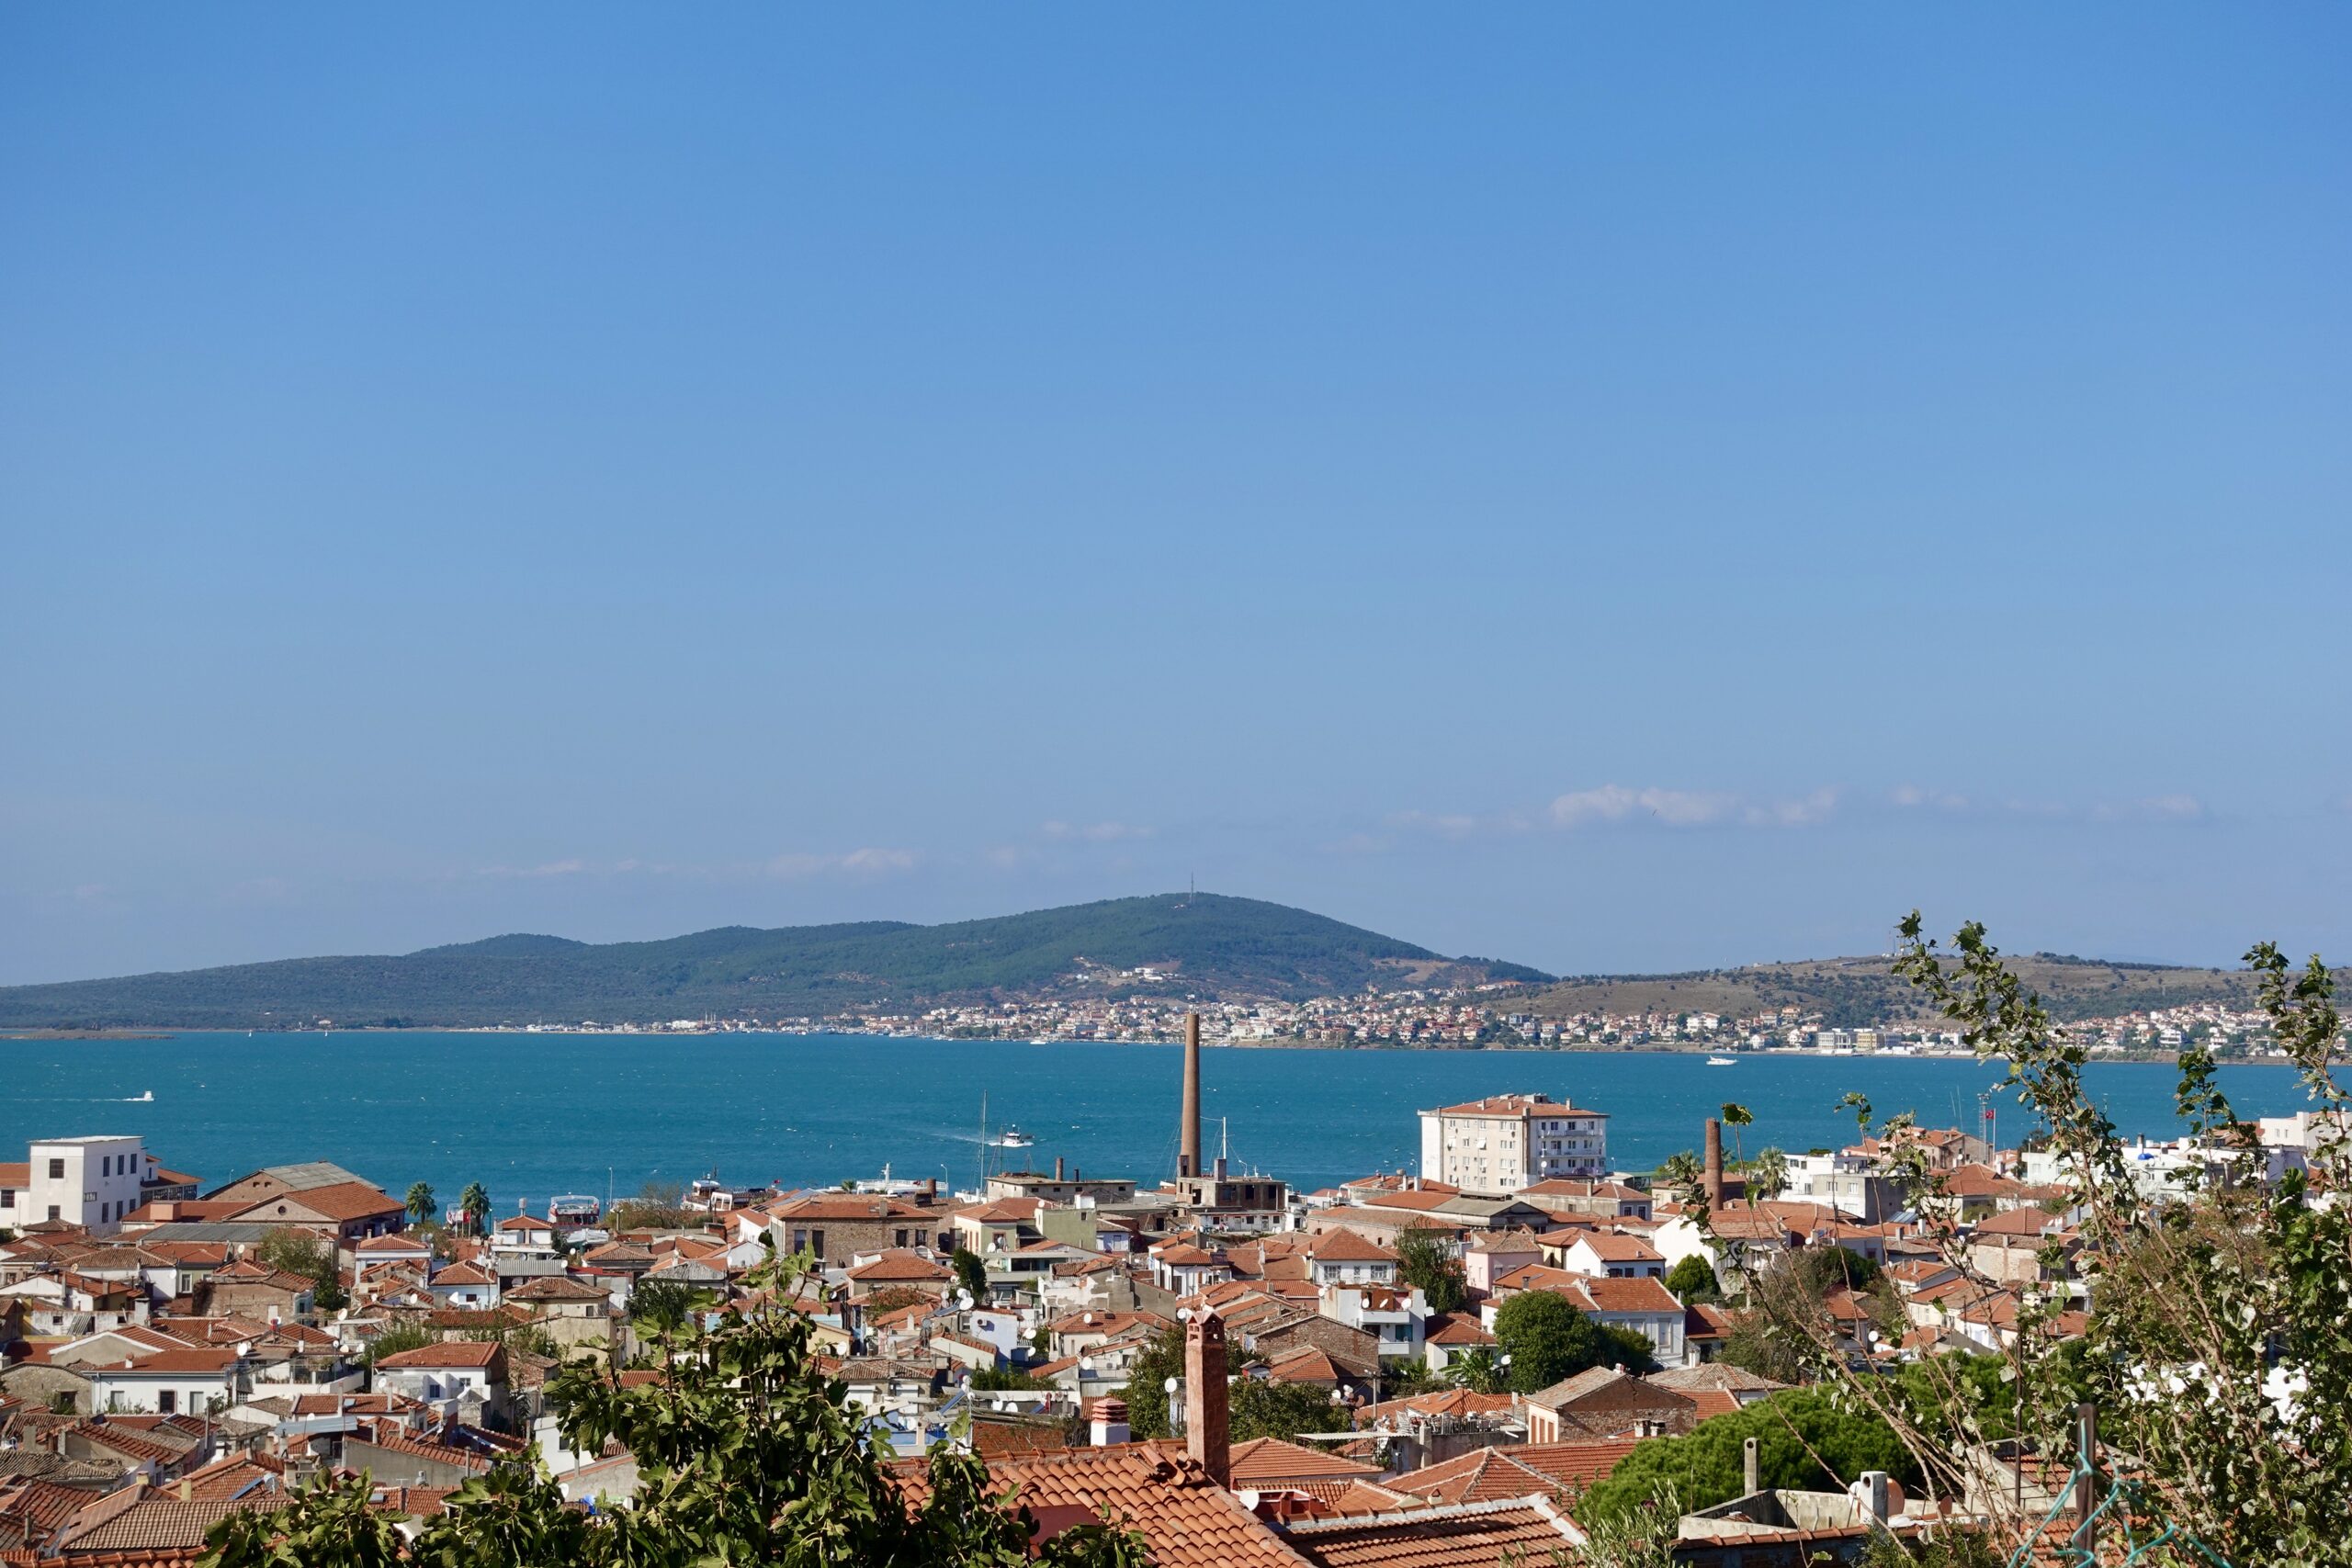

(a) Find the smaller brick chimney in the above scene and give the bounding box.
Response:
[1184,1307,1230,1487]
[1704,1118,1725,1209]
[1089,1396,1130,1447]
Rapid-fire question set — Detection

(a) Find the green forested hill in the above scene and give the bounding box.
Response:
[0,894,1552,1029]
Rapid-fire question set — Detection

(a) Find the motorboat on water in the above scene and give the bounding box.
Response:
[994,1125,1035,1149]
[1706,1055,1738,1066]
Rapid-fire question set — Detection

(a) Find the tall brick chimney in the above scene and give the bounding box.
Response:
[1183,1306,1230,1487]
[1704,1118,1725,1210]
[1179,1012,1203,1179]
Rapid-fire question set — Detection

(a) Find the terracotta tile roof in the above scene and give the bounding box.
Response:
[55,1495,282,1554]
[346,1432,492,1475]
[1259,1348,1348,1386]
[231,1181,403,1224]
[374,1339,504,1371]
[896,1449,1303,1568]
[1389,1439,1641,1505]
[176,1456,283,1501]
[364,1485,457,1517]
[1465,1229,1543,1255]
[1306,1230,1396,1264]
[353,1234,430,1254]
[1646,1363,1785,1395]
[1278,1495,1587,1566]
[1682,1302,1736,1341]
[1565,1233,1662,1262]
[1519,1179,1645,1200]
[967,1417,1070,1461]
[1562,1276,1681,1315]
[1421,1313,1494,1348]
[0,1476,103,1534]
[1277,1479,1415,1516]
[846,1250,954,1282]
[1228,1439,1382,1488]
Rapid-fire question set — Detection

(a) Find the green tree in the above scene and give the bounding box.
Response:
[952,1247,989,1303]
[1789,1244,1882,1297]
[404,1181,437,1226]
[1391,1224,1468,1314]
[1653,1150,1703,1204]
[970,1366,1053,1392]
[1577,1389,1915,1523]
[456,1181,491,1236]
[1663,1255,1719,1301]
[1491,1290,1643,1391]
[366,1320,436,1365]
[1228,1378,1344,1443]
[1747,1146,1789,1202]
[256,1228,345,1313]
[1118,1326,1184,1438]
[627,1279,695,1335]
[1442,1346,1509,1395]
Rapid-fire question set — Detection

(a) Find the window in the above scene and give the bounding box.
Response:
[810,1229,825,1257]
[48,1159,64,1179]
[158,1390,177,1413]
[1,1190,12,1208]
[48,1205,60,1222]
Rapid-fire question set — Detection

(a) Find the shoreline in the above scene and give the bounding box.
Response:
[6,1023,2296,1069]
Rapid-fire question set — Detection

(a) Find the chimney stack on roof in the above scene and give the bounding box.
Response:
[1704,1118,1725,1210]
[1743,1436,1760,1495]
[1183,1306,1230,1487]
[1055,1156,1066,1182]
[1089,1396,1130,1447]
[1179,1012,1203,1179]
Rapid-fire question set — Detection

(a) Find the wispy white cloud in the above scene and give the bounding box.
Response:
[1547,784,1837,830]
[476,858,589,879]
[768,847,920,879]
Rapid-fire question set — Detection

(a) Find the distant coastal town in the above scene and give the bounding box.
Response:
[406,981,2303,1064]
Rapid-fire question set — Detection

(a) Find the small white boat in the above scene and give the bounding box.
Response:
[1705,1055,1738,1066]
[994,1125,1035,1149]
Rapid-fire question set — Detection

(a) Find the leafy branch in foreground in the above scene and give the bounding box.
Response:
[1734,914,2352,1567]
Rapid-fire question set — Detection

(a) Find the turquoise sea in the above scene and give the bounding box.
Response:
[0,1032,2328,1215]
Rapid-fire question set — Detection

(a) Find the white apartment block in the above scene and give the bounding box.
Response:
[6,1136,150,1235]
[1417,1094,1608,1195]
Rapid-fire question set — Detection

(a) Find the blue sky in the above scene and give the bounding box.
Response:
[3,6,2347,985]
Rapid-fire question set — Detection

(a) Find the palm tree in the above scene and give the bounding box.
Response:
[404,1182,437,1226]
[458,1182,491,1235]
[1750,1146,1790,1203]
[1442,1346,1508,1395]
[1656,1150,1704,1203]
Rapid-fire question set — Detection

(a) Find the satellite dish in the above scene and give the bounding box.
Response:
[1163,1376,1180,1394]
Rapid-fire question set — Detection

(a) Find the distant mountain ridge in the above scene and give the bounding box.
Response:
[0,894,1552,1030]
